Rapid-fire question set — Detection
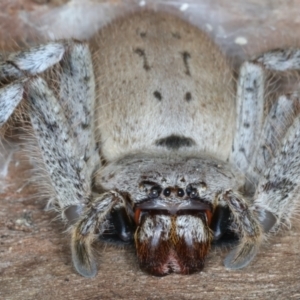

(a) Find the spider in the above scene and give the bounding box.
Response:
[1,10,300,277]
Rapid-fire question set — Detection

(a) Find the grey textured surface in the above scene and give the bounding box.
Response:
[1,1,300,299]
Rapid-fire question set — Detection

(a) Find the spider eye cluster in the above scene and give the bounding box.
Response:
[146,183,201,199]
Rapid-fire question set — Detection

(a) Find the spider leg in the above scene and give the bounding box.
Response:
[26,76,91,212]
[248,93,299,185]
[26,69,128,277]
[253,93,300,227]
[0,43,66,129]
[15,49,111,277]
[57,42,99,177]
[0,42,65,81]
[255,49,300,71]
[246,49,300,182]
[221,190,263,269]
[1,41,99,219]
[228,49,300,269]
[230,62,265,173]
[0,82,24,126]
[0,41,128,277]
[236,49,300,226]
[71,191,128,277]
[230,48,300,173]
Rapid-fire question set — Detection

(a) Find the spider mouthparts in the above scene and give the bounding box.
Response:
[134,213,212,276]
[138,244,208,276]
[134,199,212,224]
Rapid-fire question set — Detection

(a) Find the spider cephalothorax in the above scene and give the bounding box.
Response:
[1,10,299,277]
[70,154,274,276]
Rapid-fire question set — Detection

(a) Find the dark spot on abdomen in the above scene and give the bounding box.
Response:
[172,32,181,39]
[153,91,162,100]
[134,48,150,71]
[181,51,191,76]
[185,92,192,102]
[155,135,196,150]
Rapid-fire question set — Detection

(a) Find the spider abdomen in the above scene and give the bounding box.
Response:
[91,11,235,163]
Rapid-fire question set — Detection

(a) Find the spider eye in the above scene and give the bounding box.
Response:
[177,188,184,197]
[186,186,198,198]
[149,186,161,198]
[163,188,171,197]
